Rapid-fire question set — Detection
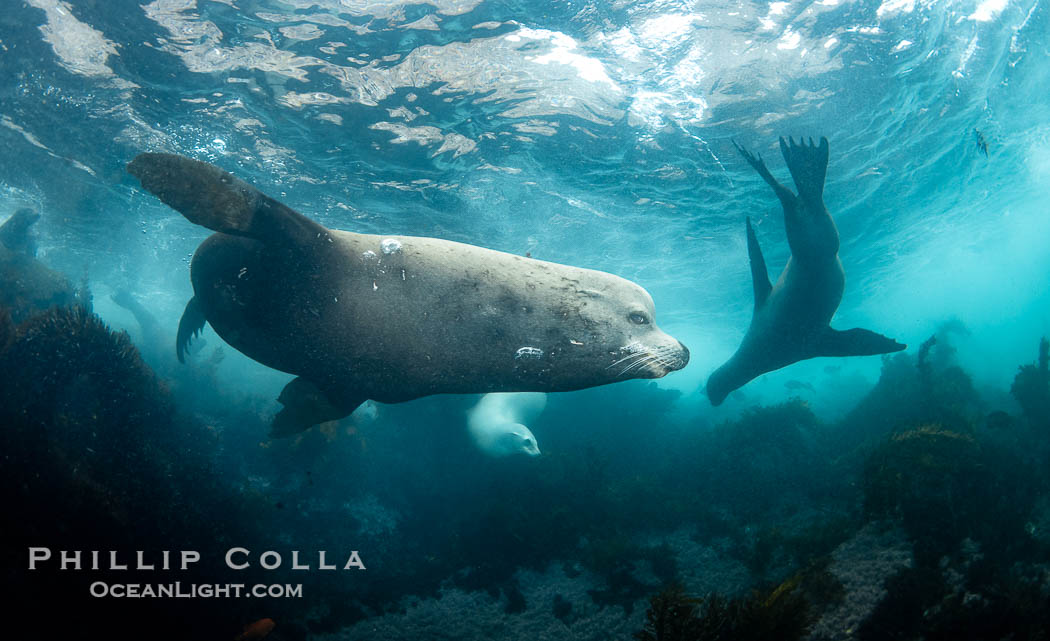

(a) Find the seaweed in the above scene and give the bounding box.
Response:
[862,425,1036,565]
[842,325,982,451]
[859,558,1050,641]
[552,593,574,624]
[857,566,947,641]
[635,576,814,641]
[0,304,277,640]
[634,584,703,641]
[1011,337,1050,429]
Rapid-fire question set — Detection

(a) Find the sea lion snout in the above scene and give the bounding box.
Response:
[649,338,690,377]
[610,335,689,379]
[675,340,690,368]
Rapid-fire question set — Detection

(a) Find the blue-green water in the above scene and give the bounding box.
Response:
[2,1,1050,639]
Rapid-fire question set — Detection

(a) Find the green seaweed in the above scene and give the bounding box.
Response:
[1011,337,1050,429]
[635,576,814,641]
[862,424,1036,565]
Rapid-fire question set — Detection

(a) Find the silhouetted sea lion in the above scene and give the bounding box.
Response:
[0,208,75,322]
[0,208,40,256]
[706,137,905,405]
[127,153,689,436]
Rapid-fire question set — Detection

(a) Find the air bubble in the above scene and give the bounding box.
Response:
[380,238,402,255]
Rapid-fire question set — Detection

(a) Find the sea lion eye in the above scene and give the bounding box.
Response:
[628,312,650,325]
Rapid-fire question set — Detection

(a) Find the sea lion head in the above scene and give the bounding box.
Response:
[511,271,689,389]
[589,278,690,381]
[488,423,541,457]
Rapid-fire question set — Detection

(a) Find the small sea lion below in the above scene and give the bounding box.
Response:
[127,153,689,436]
[467,392,545,457]
[706,137,905,405]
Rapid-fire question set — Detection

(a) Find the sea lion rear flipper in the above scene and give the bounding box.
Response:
[271,377,364,437]
[733,141,795,207]
[176,296,207,364]
[127,153,330,247]
[816,327,907,358]
[745,217,772,309]
[779,136,829,206]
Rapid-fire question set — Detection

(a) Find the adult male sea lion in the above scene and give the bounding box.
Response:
[127,154,689,435]
[706,137,905,405]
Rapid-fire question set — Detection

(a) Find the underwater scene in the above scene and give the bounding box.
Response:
[2,0,1050,639]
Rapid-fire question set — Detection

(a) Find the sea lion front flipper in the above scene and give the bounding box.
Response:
[271,377,364,437]
[816,327,907,358]
[746,217,772,309]
[779,136,829,206]
[127,153,330,248]
[176,296,207,364]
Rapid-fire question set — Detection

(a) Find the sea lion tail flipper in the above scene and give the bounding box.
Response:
[816,327,907,357]
[176,296,207,364]
[746,217,772,309]
[733,140,795,206]
[779,136,829,205]
[127,153,329,247]
[271,377,364,437]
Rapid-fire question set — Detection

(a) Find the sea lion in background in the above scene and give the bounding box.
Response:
[0,208,40,256]
[0,208,76,323]
[706,137,905,406]
[127,153,689,436]
[467,392,545,457]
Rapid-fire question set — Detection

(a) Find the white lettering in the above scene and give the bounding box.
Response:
[259,551,281,570]
[318,550,336,570]
[60,550,81,570]
[344,551,366,570]
[28,547,51,570]
[181,550,200,570]
[226,547,249,570]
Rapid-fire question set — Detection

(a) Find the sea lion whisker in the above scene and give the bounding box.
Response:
[609,346,646,367]
[606,354,636,369]
[614,353,650,377]
[620,353,658,377]
[617,353,651,373]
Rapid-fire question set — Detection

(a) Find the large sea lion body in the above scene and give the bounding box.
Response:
[706,137,905,405]
[128,154,689,435]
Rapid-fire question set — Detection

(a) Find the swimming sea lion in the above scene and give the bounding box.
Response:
[467,392,545,457]
[706,137,905,405]
[0,208,40,256]
[127,153,689,436]
[0,209,75,323]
